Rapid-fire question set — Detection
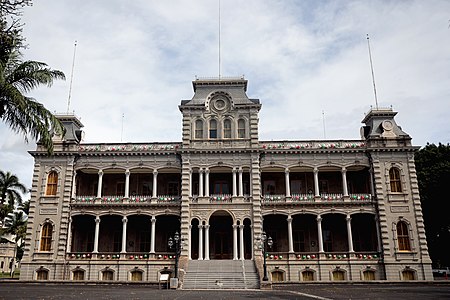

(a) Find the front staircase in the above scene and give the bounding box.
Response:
[182,260,259,289]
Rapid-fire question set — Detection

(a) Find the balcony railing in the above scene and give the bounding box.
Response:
[210,194,232,203]
[263,251,380,261]
[66,252,177,260]
[262,194,285,202]
[291,194,315,201]
[349,194,372,201]
[73,195,180,204]
[320,193,344,201]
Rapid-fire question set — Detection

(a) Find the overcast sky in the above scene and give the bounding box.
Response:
[1,0,449,194]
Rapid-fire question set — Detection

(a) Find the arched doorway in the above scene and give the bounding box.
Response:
[209,211,233,259]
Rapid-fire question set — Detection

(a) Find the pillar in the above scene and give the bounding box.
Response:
[188,224,192,260]
[199,169,204,197]
[342,167,348,197]
[205,168,210,197]
[285,168,291,197]
[198,225,203,260]
[204,224,210,260]
[287,216,294,253]
[66,217,72,253]
[313,168,320,197]
[124,169,130,198]
[121,216,128,253]
[232,168,237,197]
[233,224,238,260]
[93,216,100,253]
[189,169,192,198]
[346,215,354,253]
[316,216,324,253]
[71,171,77,199]
[150,216,156,254]
[96,170,103,198]
[152,170,158,198]
[239,224,245,260]
[238,168,243,197]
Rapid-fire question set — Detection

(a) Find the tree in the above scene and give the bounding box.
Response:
[415,143,450,268]
[1,0,66,153]
[0,209,27,276]
[0,170,27,223]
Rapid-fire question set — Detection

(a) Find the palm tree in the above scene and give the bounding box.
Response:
[0,170,27,223]
[1,209,27,277]
[0,22,66,153]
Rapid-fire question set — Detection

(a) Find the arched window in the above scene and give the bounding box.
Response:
[402,269,415,280]
[363,270,375,280]
[271,270,285,282]
[40,223,53,251]
[237,119,246,138]
[195,119,203,139]
[332,270,345,281]
[389,167,402,192]
[223,119,231,138]
[301,270,315,281]
[46,171,58,196]
[397,221,411,251]
[209,119,217,139]
[36,269,49,280]
[131,270,143,281]
[102,270,114,281]
[73,270,85,280]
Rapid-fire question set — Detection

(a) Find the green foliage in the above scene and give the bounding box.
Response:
[0,170,27,222]
[415,143,450,268]
[0,0,65,154]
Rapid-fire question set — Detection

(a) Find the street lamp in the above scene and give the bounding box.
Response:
[257,231,273,281]
[168,231,181,279]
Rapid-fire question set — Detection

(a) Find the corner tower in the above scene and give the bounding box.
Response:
[179,77,261,149]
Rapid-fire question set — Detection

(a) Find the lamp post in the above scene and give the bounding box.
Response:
[256,231,273,281]
[168,231,182,279]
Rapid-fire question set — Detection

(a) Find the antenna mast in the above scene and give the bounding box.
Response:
[67,40,77,114]
[218,0,221,79]
[322,110,326,139]
[366,34,379,110]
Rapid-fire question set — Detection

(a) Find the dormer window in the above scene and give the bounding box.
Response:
[195,119,203,139]
[238,119,246,138]
[223,119,231,139]
[209,119,217,139]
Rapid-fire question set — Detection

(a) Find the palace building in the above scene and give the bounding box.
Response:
[20,77,433,286]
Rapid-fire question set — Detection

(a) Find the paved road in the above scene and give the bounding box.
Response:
[1,282,450,299]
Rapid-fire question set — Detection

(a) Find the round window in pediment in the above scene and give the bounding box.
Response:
[211,97,230,113]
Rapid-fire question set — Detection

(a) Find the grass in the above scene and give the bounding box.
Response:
[0,270,20,279]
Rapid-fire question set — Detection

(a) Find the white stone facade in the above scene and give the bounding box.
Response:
[19,78,433,283]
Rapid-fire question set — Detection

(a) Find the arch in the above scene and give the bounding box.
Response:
[300,268,316,281]
[101,268,115,281]
[271,269,285,282]
[191,218,200,260]
[129,268,144,281]
[362,269,376,281]
[72,268,85,281]
[45,170,58,196]
[209,210,234,259]
[331,268,346,281]
[40,222,53,252]
[401,268,416,280]
[36,267,49,280]
[389,167,402,192]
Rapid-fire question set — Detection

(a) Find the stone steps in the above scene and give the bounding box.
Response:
[183,260,259,289]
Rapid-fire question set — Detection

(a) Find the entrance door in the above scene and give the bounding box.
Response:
[213,232,231,259]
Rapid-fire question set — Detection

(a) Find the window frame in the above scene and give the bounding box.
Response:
[195,119,204,139]
[223,119,232,139]
[45,171,58,196]
[397,221,411,251]
[40,223,53,252]
[389,167,402,193]
[209,119,218,139]
[237,119,246,138]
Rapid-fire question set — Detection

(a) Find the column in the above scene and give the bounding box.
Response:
[313,168,320,197]
[375,216,382,253]
[121,216,128,253]
[93,216,100,253]
[346,215,354,252]
[188,224,192,260]
[239,224,245,260]
[233,224,238,260]
[66,217,72,253]
[238,168,243,197]
[71,171,77,199]
[341,167,349,197]
[232,168,237,197]
[205,168,210,197]
[250,225,254,259]
[150,216,156,253]
[204,224,210,260]
[124,169,130,198]
[199,169,204,197]
[285,168,291,197]
[152,170,158,198]
[287,216,294,253]
[97,170,103,198]
[198,225,204,260]
[189,169,192,197]
[316,216,324,253]
[369,169,375,197]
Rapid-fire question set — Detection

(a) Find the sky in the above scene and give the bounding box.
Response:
[1,0,449,196]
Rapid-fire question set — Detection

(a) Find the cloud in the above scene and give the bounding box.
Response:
[1,0,450,186]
